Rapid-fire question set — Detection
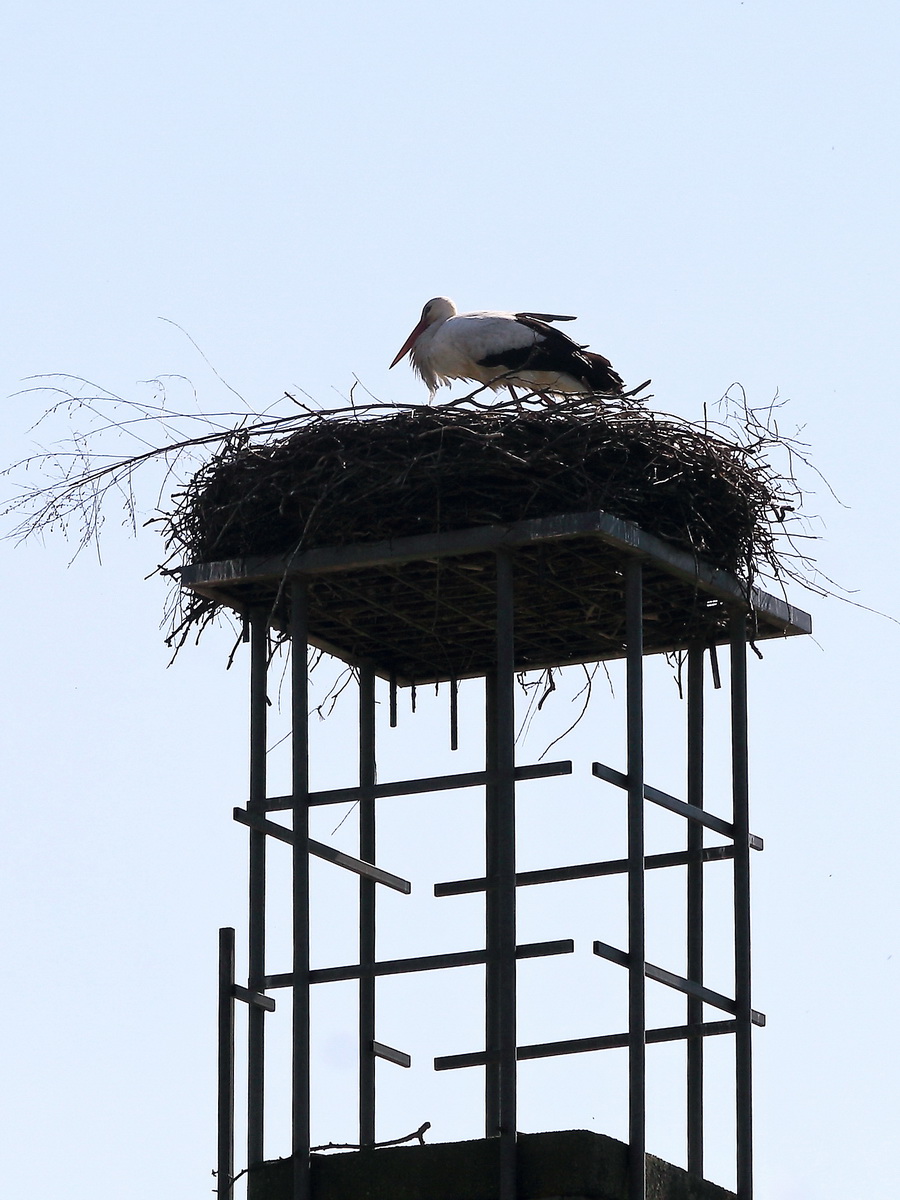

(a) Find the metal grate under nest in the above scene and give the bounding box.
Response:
[179,508,810,684]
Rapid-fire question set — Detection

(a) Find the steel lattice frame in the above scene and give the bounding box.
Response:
[194,510,811,1200]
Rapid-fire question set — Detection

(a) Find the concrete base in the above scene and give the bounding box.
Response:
[246,1129,735,1200]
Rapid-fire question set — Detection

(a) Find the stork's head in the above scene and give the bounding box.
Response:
[419,296,456,325]
[390,297,457,367]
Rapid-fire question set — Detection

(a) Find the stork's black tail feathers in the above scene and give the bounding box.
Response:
[582,351,626,394]
[583,355,652,400]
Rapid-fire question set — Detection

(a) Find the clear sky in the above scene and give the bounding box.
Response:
[1,2,898,1198]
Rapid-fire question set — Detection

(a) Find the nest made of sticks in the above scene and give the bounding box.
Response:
[161,392,806,673]
[169,395,793,581]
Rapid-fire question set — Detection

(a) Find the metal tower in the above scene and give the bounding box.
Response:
[181,507,811,1200]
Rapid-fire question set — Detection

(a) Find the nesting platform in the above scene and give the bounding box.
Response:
[246,1130,736,1200]
[179,507,811,684]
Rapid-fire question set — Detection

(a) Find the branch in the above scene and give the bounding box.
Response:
[212,1122,432,1194]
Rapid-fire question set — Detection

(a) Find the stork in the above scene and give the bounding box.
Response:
[390,297,644,399]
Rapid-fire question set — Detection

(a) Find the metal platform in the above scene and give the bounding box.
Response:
[180,508,811,685]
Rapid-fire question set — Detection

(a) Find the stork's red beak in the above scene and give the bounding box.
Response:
[389,318,427,368]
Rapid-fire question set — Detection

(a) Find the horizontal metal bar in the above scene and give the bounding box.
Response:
[434,1019,738,1071]
[264,760,573,811]
[373,1041,411,1068]
[232,808,411,893]
[435,845,735,897]
[311,950,486,985]
[592,762,764,850]
[592,940,765,1027]
[179,508,811,639]
[232,984,276,1013]
[264,939,574,989]
[644,960,766,1028]
[265,973,296,989]
[308,837,411,894]
[592,939,630,969]
[234,806,295,844]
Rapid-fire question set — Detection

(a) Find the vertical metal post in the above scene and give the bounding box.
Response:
[247,610,269,1167]
[359,662,377,1146]
[291,585,311,1200]
[686,644,705,1178]
[731,611,753,1200]
[217,927,235,1199]
[484,670,500,1139]
[625,558,646,1200]
[450,676,459,752]
[495,551,517,1200]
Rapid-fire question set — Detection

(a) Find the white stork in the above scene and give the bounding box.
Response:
[390,297,642,399]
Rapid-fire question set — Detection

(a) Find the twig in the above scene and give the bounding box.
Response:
[211,1122,431,1195]
[311,1120,431,1152]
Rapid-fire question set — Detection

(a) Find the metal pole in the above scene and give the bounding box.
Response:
[484,670,500,1138]
[450,676,459,752]
[686,644,704,1178]
[291,585,311,1200]
[625,559,646,1200]
[731,611,753,1200]
[217,927,235,1199]
[247,609,269,1167]
[494,550,517,1200]
[359,662,377,1146]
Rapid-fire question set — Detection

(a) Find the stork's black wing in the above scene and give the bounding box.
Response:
[477,314,625,394]
[515,311,577,323]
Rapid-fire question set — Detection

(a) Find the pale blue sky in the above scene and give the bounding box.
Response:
[2,3,898,1198]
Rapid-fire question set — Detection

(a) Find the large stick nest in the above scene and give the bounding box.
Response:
[163,393,805,674]
[170,396,789,580]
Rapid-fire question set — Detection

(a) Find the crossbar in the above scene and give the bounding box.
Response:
[232,808,411,893]
[262,760,572,811]
[233,984,277,1012]
[434,845,735,897]
[592,940,766,1026]
[592,761,763,850]
[434,1019,739,1071]
[263,939,574,989]
[373,1041,411,1068]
